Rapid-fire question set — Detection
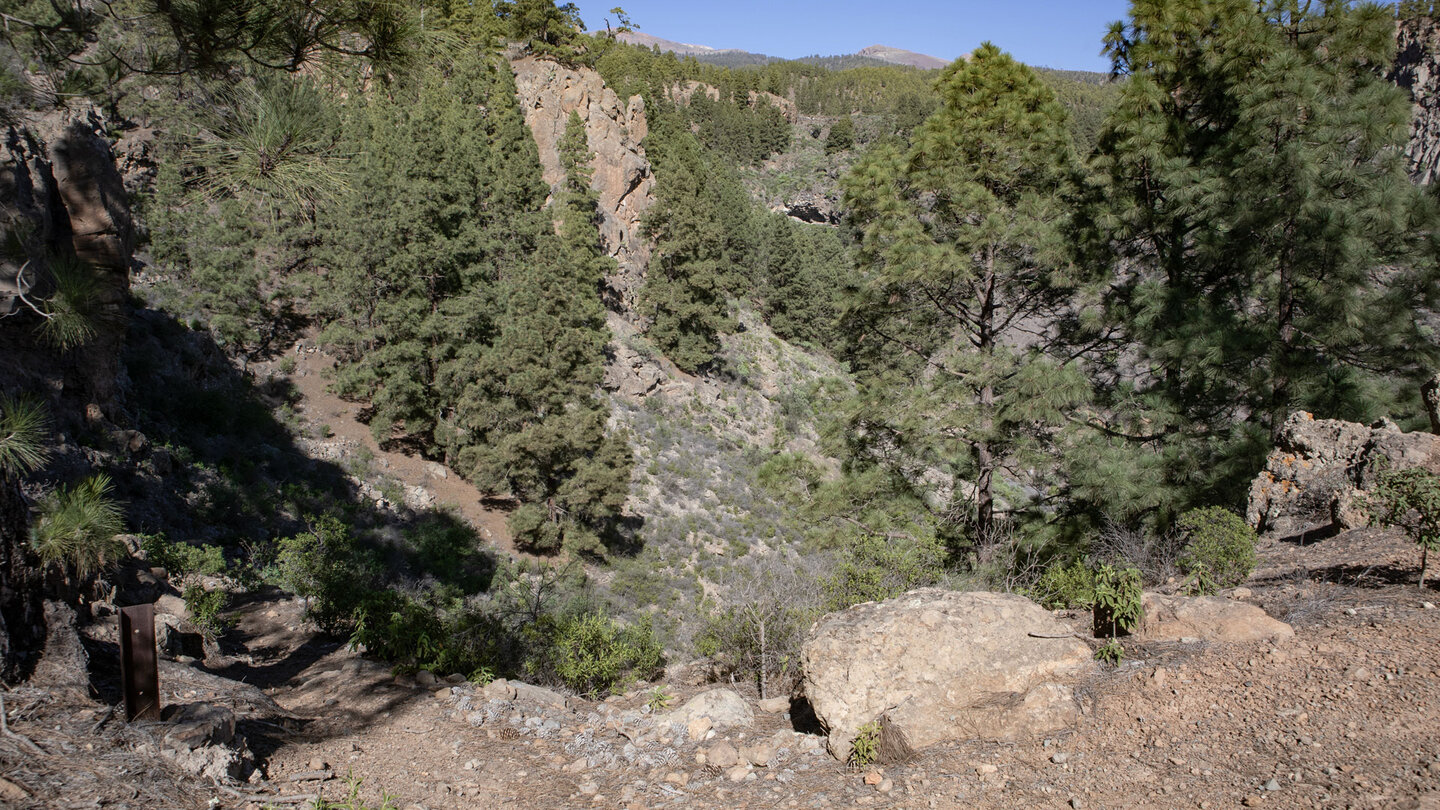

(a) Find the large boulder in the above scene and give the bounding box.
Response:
[800,589,1096,761]
[1142,593,1294,644]
[1246,411,1440,538]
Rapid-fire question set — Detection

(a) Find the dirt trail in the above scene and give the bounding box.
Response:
[271,337,520,557]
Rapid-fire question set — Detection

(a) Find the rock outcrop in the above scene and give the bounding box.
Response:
[1142,593,1294,643]
[1246,412,1440,538]
[667,80,798,123]
[800,589,1096,761]
[777,191,839,225]
[511,55,654,316]
[1393,15,1440,186]
[1,103,133,409]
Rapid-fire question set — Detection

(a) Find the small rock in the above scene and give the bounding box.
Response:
[876,778,893,793]
[664,772,689,786]
[0,776,30,801]
[708,742,739,768]
[1069,799,1082,810]
[1232,587,1252,599]
[578,781,599,795]
[566,757,587,773]
[415,670,438,687]
[741,743,775,766]
[434,688,451,700]
[688,716,713,742]
[308,757,329,771]
[1051,752,1070,764]
[726,765,750,782]
[1264,778,1280,791]
[758,696,790,714]
[976,764,998,775]
[1423,602,1436,610]
[1243,795,1264,807]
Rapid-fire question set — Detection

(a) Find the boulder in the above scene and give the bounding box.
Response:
[1142,593,1294,644]
[512,681,572,710]
[660,688,753,731]
[161,703,237,751]
[155,613,206,660]
[801,589,1096,761]
[1246,411,1440,538]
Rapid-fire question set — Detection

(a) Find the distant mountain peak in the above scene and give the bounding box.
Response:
[855,45,950,70]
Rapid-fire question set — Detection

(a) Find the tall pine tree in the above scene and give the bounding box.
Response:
[843,44,1088,544]
[1069,0,1440,525]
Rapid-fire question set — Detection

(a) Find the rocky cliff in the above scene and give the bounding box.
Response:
[510,55,655,317]
[0,104,133,411]
[1393,16,1440,185]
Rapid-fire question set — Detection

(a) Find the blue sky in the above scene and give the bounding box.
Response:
[570,1,1134,72]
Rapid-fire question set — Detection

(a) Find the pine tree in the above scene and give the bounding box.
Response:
[452,111,632,555]
[639,111,738,372]
[843,44,1089,545]
[1071,0,1440,524]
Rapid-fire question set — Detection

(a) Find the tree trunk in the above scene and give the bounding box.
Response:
[974,248,997,542]
[1423,374,1440,435]
[0,478,45,684]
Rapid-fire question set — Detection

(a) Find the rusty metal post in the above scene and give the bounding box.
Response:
[119,603,160,721]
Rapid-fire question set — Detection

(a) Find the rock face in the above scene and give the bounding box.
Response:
[778,191,839,225]
[511,55,654,316]
[1393,16,1440,186]
[1246,412,1440,538]
[800,589,1096,761]
[0,104,133,409]
[1142,593,1294,643]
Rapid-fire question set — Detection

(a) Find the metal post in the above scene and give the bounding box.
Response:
[119,604,160,722]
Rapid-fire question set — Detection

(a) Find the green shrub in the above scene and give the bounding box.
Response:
[848,721,880,768]
[1369,467,1440,588]
[142,534,228,580]
[182,584,232,639]
[1175,507,1257,595]
[0,394,50,477]
[1095,639,1124,666]
[1030,558,1096,609]
[550,612,663,698]
[1092,563,1143,638]
[275,515,376,632]
[30,474,125,578]
[821,533,946,612]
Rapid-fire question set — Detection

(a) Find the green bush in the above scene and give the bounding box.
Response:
[142,534,228,580]
[1092,563,1143,637]
[30,474,125,578]
[821,533,946,612]
[1175,507,1257,595]
[848,721,880,768]
[1030,558,1096,609]
[182,584,232,639]
[275,515,376,632]
[1369,467,1440,588]
[550,612,663,698]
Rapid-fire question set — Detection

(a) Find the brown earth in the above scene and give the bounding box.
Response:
[5,526,1439,809]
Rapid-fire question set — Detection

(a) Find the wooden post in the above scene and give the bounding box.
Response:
[119,604,160,722]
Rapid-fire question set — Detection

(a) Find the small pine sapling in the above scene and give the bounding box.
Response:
[1369,467,1440,588]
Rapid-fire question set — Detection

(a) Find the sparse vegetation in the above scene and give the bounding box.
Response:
[1092,564,1143,638]
[1369,467,1440,588]
[848,721,881,769]
[29,475,125,578]
[1175,507,1258,595]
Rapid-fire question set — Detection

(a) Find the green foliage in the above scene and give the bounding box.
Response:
[1175,507,1257,595]
[1030,558,1096,609]
[640,110,741,371]
[0,394,50,478]
[1092,563,1143,638]
[550,612,663,698]
[30,475,125,578]
[274,515,376,632]
[182,584,232,639]
[843,42,1087,541]
[312,773,401,810]
[1369,467,1440,588]
[824,115,854,154]
[36,258,103,350]
[645,685,673,711]
[1094,639,1124,667]
[821,533,946,612]
[141,534,228,580]
[849,721,881,768]
[1073,0,1440,523]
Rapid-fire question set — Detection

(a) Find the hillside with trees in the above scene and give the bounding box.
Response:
[1,1,1439,806]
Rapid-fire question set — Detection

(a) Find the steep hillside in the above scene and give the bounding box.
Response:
[856,44,949,69]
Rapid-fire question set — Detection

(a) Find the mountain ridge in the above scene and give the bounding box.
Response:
[615,30,949,69]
